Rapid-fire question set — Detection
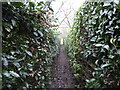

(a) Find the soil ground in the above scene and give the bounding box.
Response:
[50,45,75,88]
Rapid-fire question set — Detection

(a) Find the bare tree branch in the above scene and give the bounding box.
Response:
[55,1,64,15]
[56,10,72,30]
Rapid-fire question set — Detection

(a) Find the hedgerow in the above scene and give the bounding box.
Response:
[66,1,120,88]
[2,2,59,89]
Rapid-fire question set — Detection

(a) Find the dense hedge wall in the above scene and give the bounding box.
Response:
[66,1,120,88]
[2,2,59,89]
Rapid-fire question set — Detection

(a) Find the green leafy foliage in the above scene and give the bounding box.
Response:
[66,1,120,88]
[2,2,59,89]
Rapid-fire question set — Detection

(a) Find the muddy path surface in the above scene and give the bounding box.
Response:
[50,45,75,88]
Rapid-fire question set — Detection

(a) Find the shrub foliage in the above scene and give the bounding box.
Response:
[66,1,120,88]
[2,2,59,89]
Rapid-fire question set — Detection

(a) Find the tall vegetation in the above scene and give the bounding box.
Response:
[66,1,120,88]
[2,2,59,89]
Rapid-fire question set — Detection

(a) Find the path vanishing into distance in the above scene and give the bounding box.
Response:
[50,45,75,88]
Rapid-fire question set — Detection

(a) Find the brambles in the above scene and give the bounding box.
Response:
[66,1,120,88]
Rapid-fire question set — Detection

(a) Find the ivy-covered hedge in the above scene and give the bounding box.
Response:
[2,2,59,89]
[66,1,120,88]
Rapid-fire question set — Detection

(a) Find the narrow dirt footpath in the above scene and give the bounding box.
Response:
[50,45,75,88]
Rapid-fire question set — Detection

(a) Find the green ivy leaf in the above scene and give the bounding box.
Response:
[103,2,111,7]
[101,64,111,69]
[103,45,109,50]
[37,2,44,6]
[38,30,43,37]
[5,28,11,32]
[25,50,32,57]
[2,57,8,66]
[95,44,103,47]
[3,71,10,77]
[117,49,120,55]
[49,8,54,12]
[29,2,35,7]
[42,76,45,80]
[11,19,16,26]
[9,71,20,77]
[34,32,38,36]
[11,2,23,7]
[13,62,20,68]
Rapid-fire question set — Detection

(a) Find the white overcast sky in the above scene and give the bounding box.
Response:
[35,0,86,38]
[51,0,85,25]
[51,0,85,38]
